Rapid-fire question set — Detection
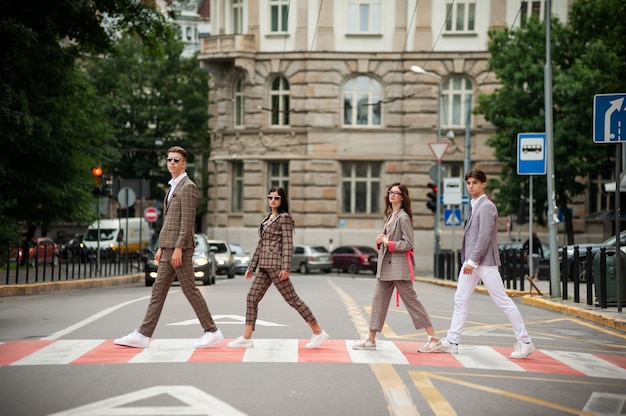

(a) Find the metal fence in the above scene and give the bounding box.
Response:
[2,242,145,285]
[433,246,624,308]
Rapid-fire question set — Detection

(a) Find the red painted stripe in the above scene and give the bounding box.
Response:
[395,341,465,367]
[189,339,245,362]
[71,340,143,364]
[298,339,352,363]
[0,340,55,366]
[491,346,587,376]
[595,353,626,370]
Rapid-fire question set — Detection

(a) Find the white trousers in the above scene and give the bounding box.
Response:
[446,264,532,344]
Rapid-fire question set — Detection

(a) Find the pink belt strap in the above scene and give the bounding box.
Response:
[396,250,415,307]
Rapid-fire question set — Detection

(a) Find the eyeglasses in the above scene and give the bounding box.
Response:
[387,190,402,196]
[267,195,282,201]
[166,157,181,163]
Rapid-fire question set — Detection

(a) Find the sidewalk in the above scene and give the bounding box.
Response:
[416,276,626,333]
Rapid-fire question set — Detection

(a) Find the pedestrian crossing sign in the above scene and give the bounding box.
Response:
[444,208,462,226]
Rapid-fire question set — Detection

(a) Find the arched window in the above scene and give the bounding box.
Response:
[442,76,473,127]
[343,76,382,126]
[234,79,245,127]
[270,77,290,126]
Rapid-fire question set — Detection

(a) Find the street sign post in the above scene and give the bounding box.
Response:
[442,177,462,205]
[444,208,462,227]
[517,133,546,175]
[593,94,626,143]
[144,207,159,223]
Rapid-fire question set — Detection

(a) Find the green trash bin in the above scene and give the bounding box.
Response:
[592,248,626,306]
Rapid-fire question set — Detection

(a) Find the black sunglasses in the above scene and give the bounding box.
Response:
[166,157,181,163]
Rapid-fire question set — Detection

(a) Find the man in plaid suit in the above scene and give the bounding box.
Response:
[115,146,223,349]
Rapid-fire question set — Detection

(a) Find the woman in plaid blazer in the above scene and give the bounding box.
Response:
[228,186,330,349]
[353,183,442,352]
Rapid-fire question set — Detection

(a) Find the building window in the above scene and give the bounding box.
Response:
[521,1,547,23]
[234,79,245,127]
[442,76,473,127]
[269,161,289,195]
[445,1,475,32]
[343,76,382,126]
[348,0,381,33]
[341,162,381,214]
[232,161,243,212]
[233,0,244,34]
[270,77,290,126]
[270,0,289,33]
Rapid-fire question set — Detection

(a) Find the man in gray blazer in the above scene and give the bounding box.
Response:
[115,146,223,349]
[439,169,535,359]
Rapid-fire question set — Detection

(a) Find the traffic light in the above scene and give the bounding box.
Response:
[426,182,438,213]
[92,166,103,185]
[517,198,529,224]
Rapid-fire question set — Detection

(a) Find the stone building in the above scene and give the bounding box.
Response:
[197,0,572,273]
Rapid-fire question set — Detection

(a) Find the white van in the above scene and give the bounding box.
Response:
[83,218,151,253]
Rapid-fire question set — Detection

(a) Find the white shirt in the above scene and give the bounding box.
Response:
[167,172,187,202]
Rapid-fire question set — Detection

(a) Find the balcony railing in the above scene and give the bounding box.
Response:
[200,34,256,55]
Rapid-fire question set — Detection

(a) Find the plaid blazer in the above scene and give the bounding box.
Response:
[158,175,197,250]
[249,212,294,271]
[376,209,414,281]
[461,196,500,267]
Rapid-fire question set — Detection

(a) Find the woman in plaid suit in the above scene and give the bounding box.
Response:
[228,186,330,349]
[353,183,441,352]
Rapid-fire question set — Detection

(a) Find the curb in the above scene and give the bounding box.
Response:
[0,274,142,297]
[415,276,626,333]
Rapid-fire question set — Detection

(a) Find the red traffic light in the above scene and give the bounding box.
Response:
[92,166,103,177]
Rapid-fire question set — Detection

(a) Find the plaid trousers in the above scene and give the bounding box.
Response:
[139,247,217,337]
[245,268,317,330]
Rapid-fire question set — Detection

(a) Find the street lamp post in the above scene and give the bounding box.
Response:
[410,65,442,277]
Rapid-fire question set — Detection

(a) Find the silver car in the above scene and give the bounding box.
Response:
[291,245,332,274]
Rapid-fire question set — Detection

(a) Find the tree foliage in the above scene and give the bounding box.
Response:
[0,0,176,243]
[476,1,625,244]
[84,24,210,205]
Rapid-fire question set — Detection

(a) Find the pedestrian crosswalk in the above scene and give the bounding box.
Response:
[1,338,626,380]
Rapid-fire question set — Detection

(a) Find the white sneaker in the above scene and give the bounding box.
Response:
[193,329,224,349]
[114,330,150,348]
[227,336,254,348]
[510,342,536,359]
[305,330,330,349]
[352,339,376,350]
[418,336,442,353]
[438,338,458,354]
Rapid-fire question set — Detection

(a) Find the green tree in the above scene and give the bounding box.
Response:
[0,0,171,248]
[476,1,624,244]
[85,24,210,214]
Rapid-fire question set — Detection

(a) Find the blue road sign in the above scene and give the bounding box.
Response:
[444,208,462,226]
[517,133,546,175]
[593,93,626,143]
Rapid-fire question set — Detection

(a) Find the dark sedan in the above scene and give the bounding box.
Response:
[144,234,217,286]
[331,245,378,275]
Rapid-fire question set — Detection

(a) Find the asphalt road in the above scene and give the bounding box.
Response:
[1,273,625,416]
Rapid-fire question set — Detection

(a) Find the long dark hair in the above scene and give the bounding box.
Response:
[268,186,289,213]
[384,183,413,225]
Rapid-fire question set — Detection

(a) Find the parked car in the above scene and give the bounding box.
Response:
[56,233,85,261]
[560,230,626,282]
[291,245,332,274]
[331,245,378,275]
[12,237,59,266]
[498,240,551,280]
[144,234,217,286]
[229,243,251,274]
[206,239,235,279]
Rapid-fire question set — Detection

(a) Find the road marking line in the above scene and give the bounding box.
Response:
[410,372,456,416]
[41,293,155,340]
[371,364,420,416]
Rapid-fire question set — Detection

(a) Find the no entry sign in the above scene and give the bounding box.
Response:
[144,207,159,222]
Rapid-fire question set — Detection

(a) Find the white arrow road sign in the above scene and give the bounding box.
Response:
[49,385,249,416]
[169,315,286,327]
